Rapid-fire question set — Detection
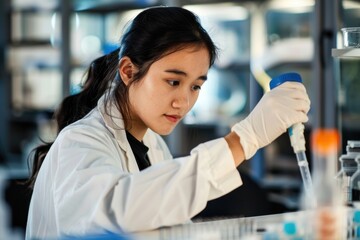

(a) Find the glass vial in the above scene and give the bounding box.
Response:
[335,154,357,204]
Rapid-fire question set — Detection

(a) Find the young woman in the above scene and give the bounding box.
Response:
[25,6,310,239]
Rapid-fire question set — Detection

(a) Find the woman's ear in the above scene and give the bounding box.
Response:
[118,56,135,86]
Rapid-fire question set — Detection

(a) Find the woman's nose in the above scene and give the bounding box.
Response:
[172,90,190,109]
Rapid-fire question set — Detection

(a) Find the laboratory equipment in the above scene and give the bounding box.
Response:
[269,72,315,204]
[135,208,360,240]
[335,140,360,205]
[280,211,308,240]
[158,217,256,240]
[352,210,360,239]
[347,140,360,155]
[311,129,346,240]
[335,154,357,204]
[341,27,360,48]
[351,157,360,207]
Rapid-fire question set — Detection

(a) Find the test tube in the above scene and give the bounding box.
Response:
[311,129,346,240]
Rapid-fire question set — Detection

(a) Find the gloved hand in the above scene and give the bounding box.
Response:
[232,81,311,159]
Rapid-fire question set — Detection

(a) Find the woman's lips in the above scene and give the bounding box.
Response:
[165,114,181,123]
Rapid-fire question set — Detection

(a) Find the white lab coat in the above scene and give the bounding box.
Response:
[25,95,242,239]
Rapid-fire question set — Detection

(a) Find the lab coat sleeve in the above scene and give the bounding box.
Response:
[53,127,242,235]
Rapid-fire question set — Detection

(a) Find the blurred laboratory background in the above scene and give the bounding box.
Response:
[0,0,360,238]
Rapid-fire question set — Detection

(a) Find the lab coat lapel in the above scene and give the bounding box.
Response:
[143,131,165,164]
[97,95,140,173]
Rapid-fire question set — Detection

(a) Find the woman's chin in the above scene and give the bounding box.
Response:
[152,126,176,136]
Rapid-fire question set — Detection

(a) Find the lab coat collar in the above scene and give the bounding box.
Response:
[97,93,140,173]
[97,93,167,171]
[141,126,168,165]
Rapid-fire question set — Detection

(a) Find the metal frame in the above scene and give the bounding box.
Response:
[0,0,10,163]
[61,0,71,97]
[311,0,341,130]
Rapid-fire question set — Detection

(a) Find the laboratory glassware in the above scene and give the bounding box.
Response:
[335,153,357,204]
[341,27,360,48]
[346,140,360,155]
[311,129,346,240]
[351,156,360,207]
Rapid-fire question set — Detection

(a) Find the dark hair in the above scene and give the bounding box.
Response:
[26,6,218,188]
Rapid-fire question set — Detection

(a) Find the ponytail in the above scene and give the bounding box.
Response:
[25,48,120,188]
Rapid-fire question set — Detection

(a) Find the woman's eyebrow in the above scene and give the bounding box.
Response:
[164,69,207,81]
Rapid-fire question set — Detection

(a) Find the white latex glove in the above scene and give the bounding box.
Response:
[232,81,311,159]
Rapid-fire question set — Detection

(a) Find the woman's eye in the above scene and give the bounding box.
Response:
[167,80,180,86]
[192,85,202,91]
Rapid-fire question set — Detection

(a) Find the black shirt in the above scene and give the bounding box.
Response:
[125,131,151,170]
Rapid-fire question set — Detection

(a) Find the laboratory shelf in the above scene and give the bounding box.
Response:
[10,40,53,47]
[73,0,160,12]
[332,48,360,59]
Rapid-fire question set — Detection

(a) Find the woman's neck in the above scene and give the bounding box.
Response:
[127,123,147,141]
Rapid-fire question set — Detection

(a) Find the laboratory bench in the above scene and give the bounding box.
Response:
[133,207,360,240]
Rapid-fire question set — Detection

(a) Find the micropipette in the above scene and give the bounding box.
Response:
[270,73,315,205]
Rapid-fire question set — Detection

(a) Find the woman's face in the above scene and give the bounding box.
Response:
[128,45,210,140]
